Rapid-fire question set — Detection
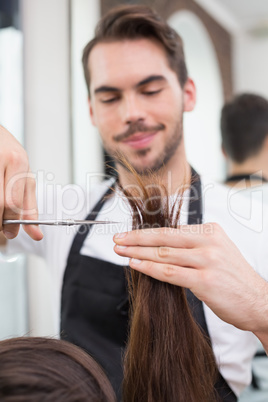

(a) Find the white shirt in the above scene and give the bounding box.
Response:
[7,175,268,396]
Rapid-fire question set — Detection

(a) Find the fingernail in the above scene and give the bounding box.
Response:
[116,245,127,250]
[114,232,127,239]
[130,258,142,265]
[3,231,15,239]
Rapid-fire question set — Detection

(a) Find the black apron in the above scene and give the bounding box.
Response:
[61,169,237,401]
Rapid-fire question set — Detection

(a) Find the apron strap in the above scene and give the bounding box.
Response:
[188,166,203,225]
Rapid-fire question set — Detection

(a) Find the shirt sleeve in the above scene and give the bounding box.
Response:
[255,219,268,281]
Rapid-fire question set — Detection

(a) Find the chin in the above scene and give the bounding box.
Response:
[132,159,165,175]
[110,147,165,175]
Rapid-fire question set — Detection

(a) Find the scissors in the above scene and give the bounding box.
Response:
[3,219,119,226]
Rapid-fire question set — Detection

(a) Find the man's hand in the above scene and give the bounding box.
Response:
[0,125,43,241]
[113,223,268,343]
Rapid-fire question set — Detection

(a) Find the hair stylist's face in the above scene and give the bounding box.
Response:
[88,39,195,174]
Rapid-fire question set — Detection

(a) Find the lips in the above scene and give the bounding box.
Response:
[122,132,157,149]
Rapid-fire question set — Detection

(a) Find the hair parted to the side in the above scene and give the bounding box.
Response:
[221,93,268,163]
[0,336,116,402]
[82,5,188,96]
[119,158,218,402]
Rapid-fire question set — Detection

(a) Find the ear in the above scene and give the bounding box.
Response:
[183,78,196,112]
[88,97,96,126]
[263,134,268,150]
[221,143,227,158]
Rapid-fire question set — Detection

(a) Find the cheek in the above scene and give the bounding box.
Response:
[94,110,120,143]
[154,92,181,113]
[94,108,114,129]
[152,99,180,122]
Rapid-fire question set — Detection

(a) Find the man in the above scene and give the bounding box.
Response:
[1,5,267,401]
[221,93,268,399]
[221,93,268,186]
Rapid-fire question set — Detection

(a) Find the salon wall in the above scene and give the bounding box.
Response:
[233,33,268,99]
[21,0,71,336]
[21,0,101,336]
[22,0,71,185]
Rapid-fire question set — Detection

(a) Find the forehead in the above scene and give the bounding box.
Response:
[88,39,174,92]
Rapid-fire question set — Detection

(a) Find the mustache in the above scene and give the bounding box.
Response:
[113,122,165,142]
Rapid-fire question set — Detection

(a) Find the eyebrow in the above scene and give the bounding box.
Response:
[136,75,166,87]
[94,85,119,94]
[94,75,166,95]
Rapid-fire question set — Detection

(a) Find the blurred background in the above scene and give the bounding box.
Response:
[0,1,267,399]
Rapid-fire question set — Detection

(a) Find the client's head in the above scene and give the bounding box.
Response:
[0,336,116,402]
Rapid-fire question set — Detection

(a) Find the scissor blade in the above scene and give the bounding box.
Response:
[3,219,119,226]
[70,220,119,225]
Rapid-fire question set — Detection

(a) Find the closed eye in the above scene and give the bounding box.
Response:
[143,89,163,96]
[101,96,120,104]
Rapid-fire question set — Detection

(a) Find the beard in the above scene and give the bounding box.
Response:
[104,118,183,176]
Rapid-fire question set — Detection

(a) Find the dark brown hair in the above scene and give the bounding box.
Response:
[221,93,268,163]
[82,5,188,96]
[120,163,218,402]
[0,336,116,402]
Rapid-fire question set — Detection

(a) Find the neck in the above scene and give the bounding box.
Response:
[227,154,268,185]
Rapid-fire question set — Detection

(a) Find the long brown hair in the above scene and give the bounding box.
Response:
[0,336,116,402]
[120,163,218,402]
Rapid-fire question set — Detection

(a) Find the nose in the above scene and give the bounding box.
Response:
[120,94,146,124]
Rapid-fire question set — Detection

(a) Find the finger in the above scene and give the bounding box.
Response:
[22,171,43,241]
[3,158,28,239]
[129,258,200,289]
[114,244,206,269]
[113,223,215,248]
